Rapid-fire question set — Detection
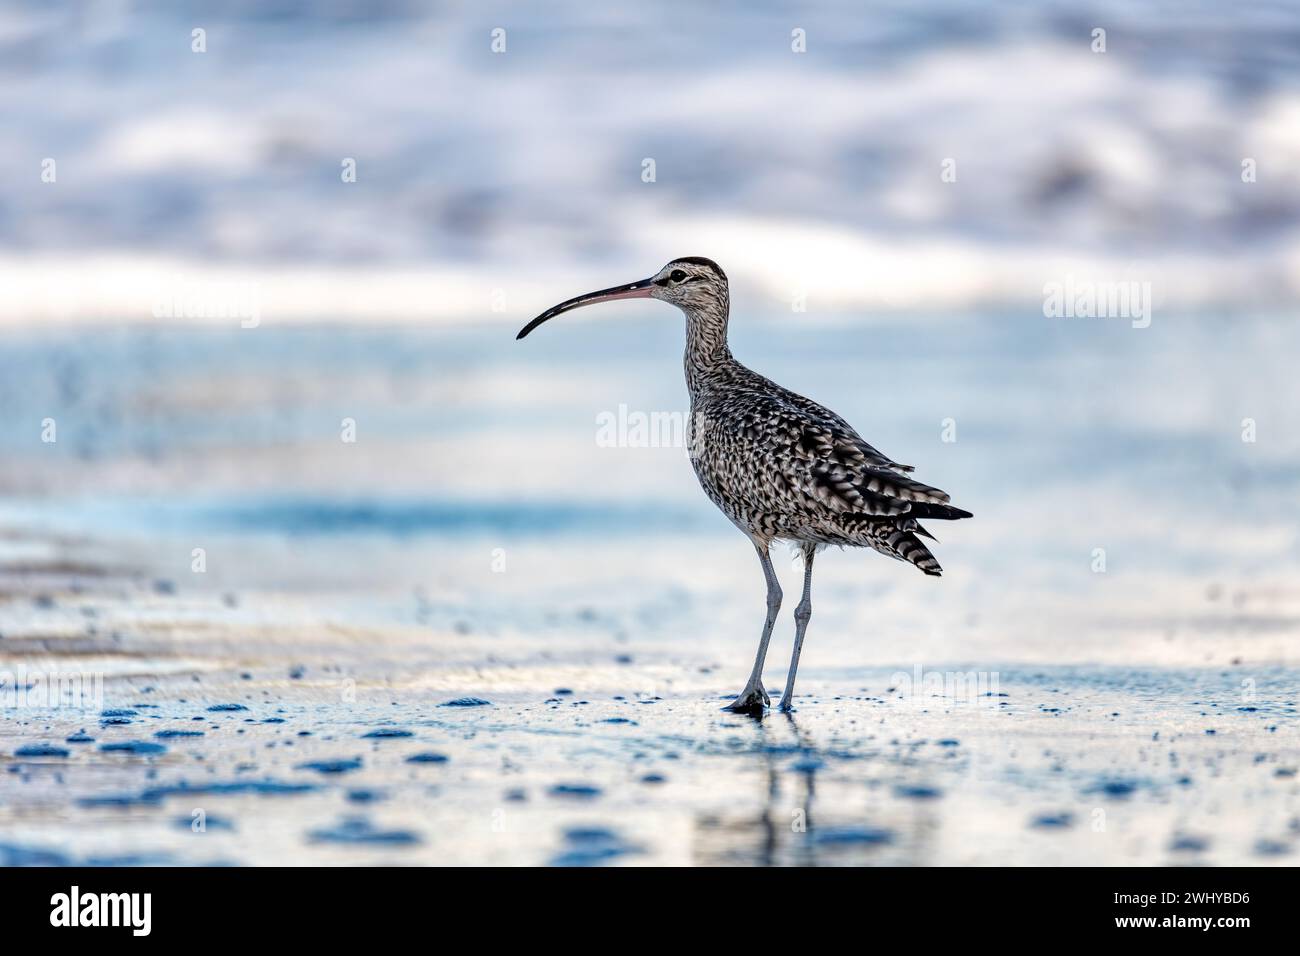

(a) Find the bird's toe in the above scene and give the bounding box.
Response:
[723,685,769,716]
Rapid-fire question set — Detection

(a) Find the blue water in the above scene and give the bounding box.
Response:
[2,314,1297,576]
[1,1,1295,279]
[1,495,709,539]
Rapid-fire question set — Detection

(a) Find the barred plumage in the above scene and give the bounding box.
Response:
[518,256,972,714]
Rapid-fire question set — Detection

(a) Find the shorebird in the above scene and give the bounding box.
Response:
[517,257,971,714]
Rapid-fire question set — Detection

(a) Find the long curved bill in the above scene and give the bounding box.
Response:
[516,277,655,339]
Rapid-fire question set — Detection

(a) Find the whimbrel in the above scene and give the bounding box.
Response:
[517,257,971,714]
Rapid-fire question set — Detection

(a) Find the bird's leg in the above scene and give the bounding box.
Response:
[777,545,815,712]
[724,542,781,715]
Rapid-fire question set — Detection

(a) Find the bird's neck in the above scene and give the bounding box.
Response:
[682,297,732,390]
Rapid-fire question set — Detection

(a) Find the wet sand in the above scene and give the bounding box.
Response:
[2,546,1298,867]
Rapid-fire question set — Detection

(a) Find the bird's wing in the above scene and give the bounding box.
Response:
[729,389,951,519]
[791,419,952,517]
[780,390,916,475]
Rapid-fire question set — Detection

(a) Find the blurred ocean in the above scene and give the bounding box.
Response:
[2,310,1298,668]
[2,0,1299,320]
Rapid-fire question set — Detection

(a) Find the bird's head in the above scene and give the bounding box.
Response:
[516,256,728,339]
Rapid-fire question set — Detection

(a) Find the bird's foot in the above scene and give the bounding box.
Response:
[723,683,770,716]
[776,695,795,713]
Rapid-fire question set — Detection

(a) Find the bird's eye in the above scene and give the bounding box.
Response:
[670,269,687,283]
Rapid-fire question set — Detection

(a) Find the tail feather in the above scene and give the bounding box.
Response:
[910,522,938,542]
[904,502,973,520]
[834,502,970,576]
[884,528,943,576]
